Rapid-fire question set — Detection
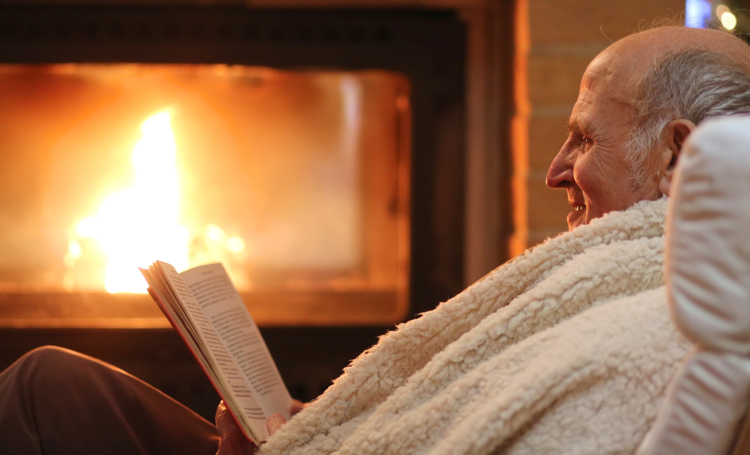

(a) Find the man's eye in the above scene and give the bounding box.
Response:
[582,136,592,144]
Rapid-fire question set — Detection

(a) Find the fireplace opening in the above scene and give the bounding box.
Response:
[0,4,475,416]
[0,63,410,327]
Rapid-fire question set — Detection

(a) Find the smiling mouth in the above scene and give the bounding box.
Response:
[574,205,585,212]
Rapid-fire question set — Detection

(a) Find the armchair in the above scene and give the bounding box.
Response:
[636,115,750,455]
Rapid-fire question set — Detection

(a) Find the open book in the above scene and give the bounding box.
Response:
[140,261,292,443]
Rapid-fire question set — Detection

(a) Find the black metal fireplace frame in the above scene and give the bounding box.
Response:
[0,3,467,419]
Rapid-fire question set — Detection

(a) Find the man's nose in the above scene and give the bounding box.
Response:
[546,147,574,189]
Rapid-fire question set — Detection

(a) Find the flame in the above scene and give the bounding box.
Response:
[76,111,189,293]
[66,110,250,293]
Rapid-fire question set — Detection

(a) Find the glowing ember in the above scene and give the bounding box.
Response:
[76,111,189,293]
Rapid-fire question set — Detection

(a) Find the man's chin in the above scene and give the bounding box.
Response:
[566,209,586,231]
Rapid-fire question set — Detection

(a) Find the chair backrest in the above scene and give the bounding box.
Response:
[636,116,750,455]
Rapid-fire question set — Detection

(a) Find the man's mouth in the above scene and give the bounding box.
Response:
[567,204,586,229]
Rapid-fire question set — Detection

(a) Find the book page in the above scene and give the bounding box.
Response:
[153,262,270,438]
[180,263,293,421]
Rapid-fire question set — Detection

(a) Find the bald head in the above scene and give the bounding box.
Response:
[610,26,750,75]
[584,26,750,111]
[547,25,750,230]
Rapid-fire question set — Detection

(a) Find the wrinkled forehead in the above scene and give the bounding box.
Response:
[572,53,637,120]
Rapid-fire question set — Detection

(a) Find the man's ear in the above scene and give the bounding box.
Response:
[658,119,696,196]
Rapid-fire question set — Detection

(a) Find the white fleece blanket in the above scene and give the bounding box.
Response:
[261,198,691,455]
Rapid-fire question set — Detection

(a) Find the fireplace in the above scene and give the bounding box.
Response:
[0,62,410,327]
[0,2,512,418]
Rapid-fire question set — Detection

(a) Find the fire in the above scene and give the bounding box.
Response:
[65,110,250,293]
[75,111,189,293]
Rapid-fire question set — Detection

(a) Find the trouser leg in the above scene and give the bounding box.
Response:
[0,346,219,455]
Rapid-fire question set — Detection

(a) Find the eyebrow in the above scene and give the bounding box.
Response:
[566,120,582,135]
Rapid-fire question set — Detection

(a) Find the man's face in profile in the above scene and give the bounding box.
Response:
[546,52,662,231]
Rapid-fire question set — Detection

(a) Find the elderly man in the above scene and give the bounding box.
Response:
[3,24,750,455]
[546,26,750,231]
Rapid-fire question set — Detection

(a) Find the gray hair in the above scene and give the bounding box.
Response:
[626,49,750,186]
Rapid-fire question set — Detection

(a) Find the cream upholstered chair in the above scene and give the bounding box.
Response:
[636,116,750,455]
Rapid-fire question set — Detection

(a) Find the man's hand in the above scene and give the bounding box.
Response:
[215,400,307,455]
[215,401,257,455]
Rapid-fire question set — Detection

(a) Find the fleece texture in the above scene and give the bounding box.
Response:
[261,198,691,455]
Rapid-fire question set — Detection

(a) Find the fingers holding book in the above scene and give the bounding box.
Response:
[215,400,258,455]
[215,399,308,455]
